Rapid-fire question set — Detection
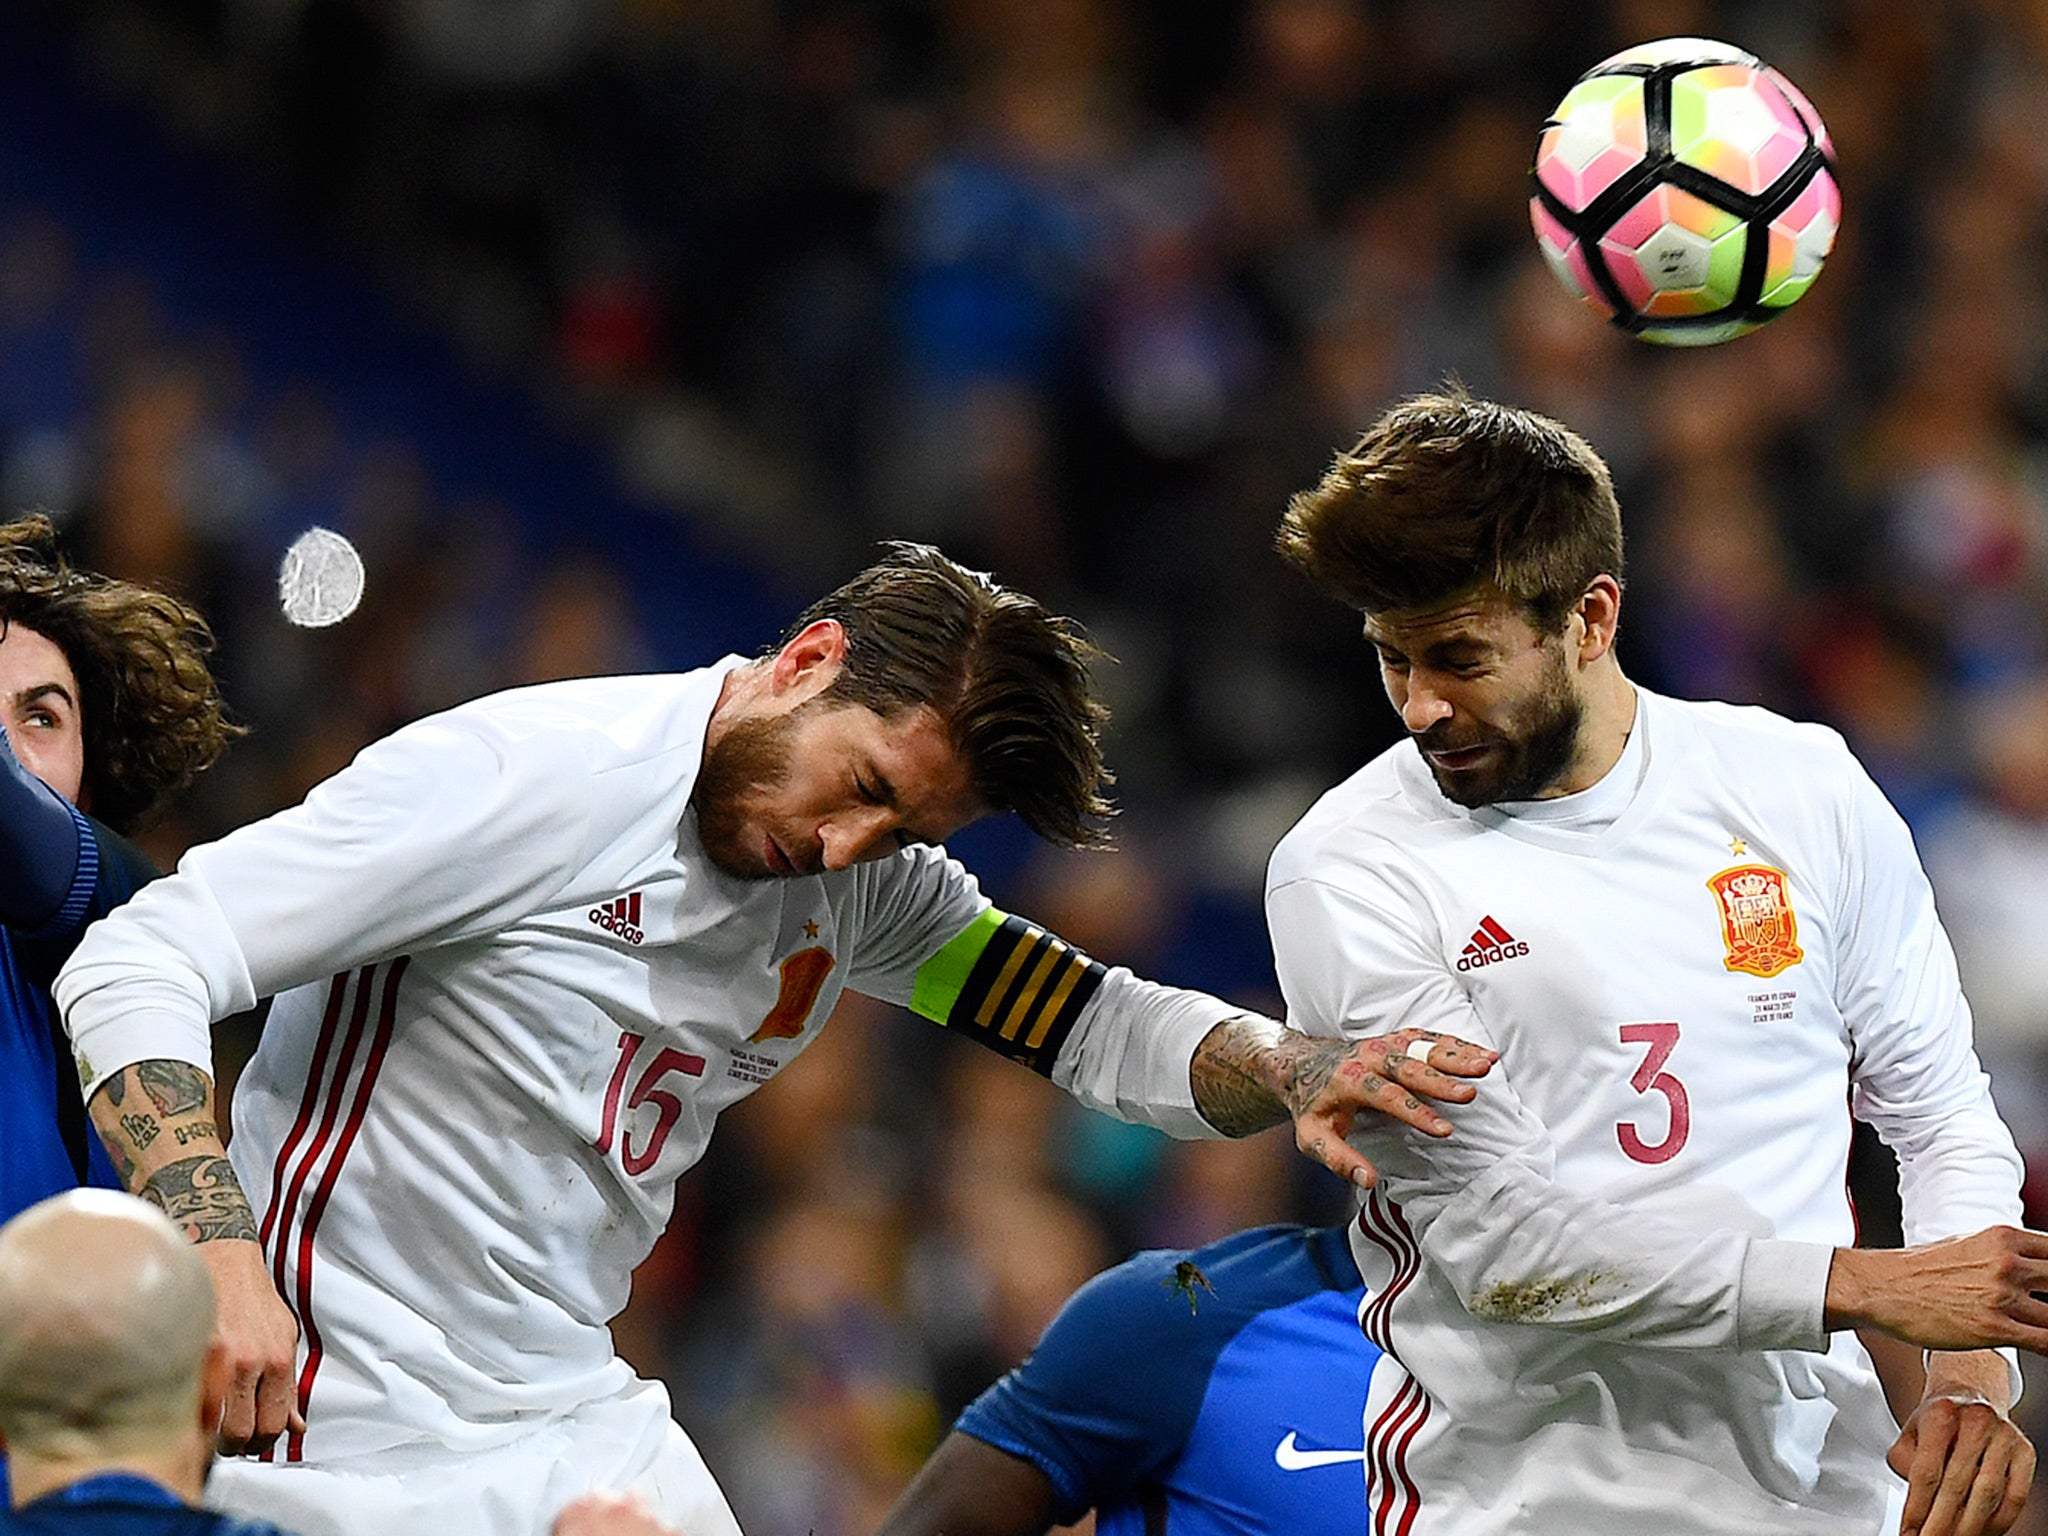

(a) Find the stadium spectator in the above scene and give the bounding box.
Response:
[0,1189,296,1536]
[54,542,1489,1536]
[1269,389,2039,1535]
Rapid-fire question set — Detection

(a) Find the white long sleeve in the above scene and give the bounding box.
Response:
[57,701,608,1099]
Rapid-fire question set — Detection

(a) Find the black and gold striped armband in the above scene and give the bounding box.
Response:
[909,909,1107,1076]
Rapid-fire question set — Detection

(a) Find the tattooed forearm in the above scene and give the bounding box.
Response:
[1190,1020,1380,1136]
[1274,1034,1374,1118]
[101,1126,137,1185]
[1189,1018,1292,1135]
[88,1060,224,1202]
[140,1154,259,1243]
[140,1060,209,1118]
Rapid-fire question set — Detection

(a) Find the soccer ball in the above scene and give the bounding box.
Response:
[1529,38,1840,346]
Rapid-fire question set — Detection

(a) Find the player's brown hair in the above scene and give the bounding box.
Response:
[1277,387,1625,633]
[0,515,242,833]
[783,542,1113,848]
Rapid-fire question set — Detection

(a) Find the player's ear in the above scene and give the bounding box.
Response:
[770,620,847,700]
[1574,577,1622,663]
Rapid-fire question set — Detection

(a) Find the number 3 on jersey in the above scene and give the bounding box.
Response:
[1616,1021,1690,1165]
[596,1030,706,1175]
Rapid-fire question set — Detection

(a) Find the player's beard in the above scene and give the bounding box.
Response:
[692,709,801,880]
[1414,642,1584,809]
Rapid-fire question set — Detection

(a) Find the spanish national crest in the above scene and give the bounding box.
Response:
[749,945,836,1043]
[1707,862,1803,978]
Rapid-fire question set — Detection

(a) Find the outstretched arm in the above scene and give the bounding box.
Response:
[858,887,1495,1179]
[1833,761,2037,1534]
[58,713,605,1454]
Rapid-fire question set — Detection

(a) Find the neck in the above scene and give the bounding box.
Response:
[9,1444,203,1508]
[701,660,766,757]
[1548,663,1637,798]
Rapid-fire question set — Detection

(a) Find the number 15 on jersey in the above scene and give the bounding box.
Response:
[595,1030,706,1175]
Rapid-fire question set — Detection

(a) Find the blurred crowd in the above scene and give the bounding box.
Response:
[3,0,2047,1529]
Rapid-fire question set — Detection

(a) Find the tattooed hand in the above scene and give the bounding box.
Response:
[89,1060,304,1454]
[1190,1021,1497,1189]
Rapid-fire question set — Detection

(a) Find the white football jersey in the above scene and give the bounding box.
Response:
[57,663,1235,1463]
[1268,688,2024,1536]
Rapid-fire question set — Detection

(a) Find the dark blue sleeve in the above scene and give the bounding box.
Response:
[0,728,87,929]
[954,1243,1265,1524]
[11,809,159,988]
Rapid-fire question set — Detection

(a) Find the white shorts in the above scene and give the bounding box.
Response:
[202,1380,742,1536]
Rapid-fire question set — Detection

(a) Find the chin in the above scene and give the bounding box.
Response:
[1431,773,1498,810]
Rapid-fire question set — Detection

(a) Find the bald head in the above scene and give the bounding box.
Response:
[0,1190,216,1461]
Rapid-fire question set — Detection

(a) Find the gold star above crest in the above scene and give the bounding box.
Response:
[1729,836,1747,856]
[803,919,820,939]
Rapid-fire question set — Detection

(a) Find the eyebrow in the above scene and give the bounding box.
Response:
[1370,633,1493,659]
[12,682,76,711]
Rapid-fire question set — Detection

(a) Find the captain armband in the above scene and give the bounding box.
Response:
[909,908,1107,1076]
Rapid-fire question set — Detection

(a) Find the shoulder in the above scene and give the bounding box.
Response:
[1269,747,1430,893]
[1030,1225,1351,1373]
[1645,691,1876,819]
[435,672,714,755]
[1647,691,1856,774]
[353,670,730,798]
[955,1226,1357,1508]
[1662,696,1859,761]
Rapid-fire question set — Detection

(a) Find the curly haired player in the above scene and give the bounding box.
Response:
[0,512,239,1227]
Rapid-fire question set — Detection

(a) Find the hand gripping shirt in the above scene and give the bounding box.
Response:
[55,663,1236,1463]
[1266,689,2024,1536]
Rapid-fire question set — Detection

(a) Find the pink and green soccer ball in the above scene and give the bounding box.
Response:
[1530,38,1840,345]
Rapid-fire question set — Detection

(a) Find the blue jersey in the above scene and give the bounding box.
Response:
[0,735,157,1223]
[957,1223,1380,1535]
[2,1474,296,1536]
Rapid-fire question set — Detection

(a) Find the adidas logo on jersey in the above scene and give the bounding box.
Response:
[1456,916,1528,971]
[588,892,645,946]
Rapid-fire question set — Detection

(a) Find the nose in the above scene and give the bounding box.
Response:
[1399,674,1454,736]
[818,806,899,870]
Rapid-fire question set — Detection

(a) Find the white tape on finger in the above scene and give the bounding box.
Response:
[1401,1037,1435,1065]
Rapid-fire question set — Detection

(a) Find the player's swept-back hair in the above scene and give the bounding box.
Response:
[782,541,1113,848]
[1276,387,1625,633]
[0,515,242,833]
